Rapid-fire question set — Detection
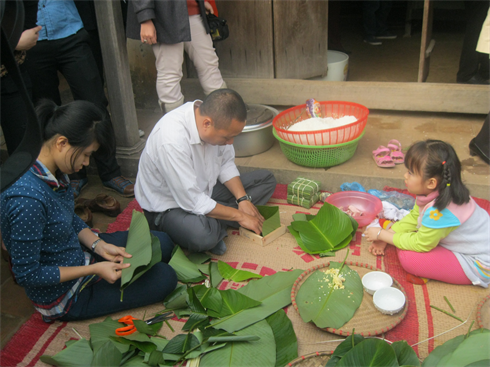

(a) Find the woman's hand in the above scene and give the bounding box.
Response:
[95,241,132,264]
[204,1,214,14]
[140,20,157,45]
[16,26,42,51]
[93,261,130,284]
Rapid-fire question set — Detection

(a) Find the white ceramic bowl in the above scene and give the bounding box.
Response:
[362,271,393,295]
[373,287,406,315]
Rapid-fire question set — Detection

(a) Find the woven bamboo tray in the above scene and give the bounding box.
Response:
[291,261,408,336]
[285,351,333,367]
[476,294,490,329]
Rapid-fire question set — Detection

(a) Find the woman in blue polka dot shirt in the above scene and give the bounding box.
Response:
[1,99,177,322]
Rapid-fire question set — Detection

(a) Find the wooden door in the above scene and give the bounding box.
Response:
[213,0,274,78]
[417,0,435,82]
[273,0,329,79]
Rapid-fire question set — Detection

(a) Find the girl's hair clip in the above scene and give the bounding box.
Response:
[442,161,446,165]
[446,183,451,187]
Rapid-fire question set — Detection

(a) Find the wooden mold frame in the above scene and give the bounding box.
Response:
[239,224,287,247]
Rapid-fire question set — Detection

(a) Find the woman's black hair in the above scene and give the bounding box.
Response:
[405,139,470,210]
[35,99,115,171]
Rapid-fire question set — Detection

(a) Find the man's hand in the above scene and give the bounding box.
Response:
[238,212,263,235]
[95,241,132,264]
[238,200,264,223]
[15,26,42,51]
[140,20,157,45]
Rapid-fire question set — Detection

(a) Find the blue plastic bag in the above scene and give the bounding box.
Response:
[367,189,415,210]
[340,182,366,192]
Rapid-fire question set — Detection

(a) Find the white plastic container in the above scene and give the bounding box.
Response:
[312,50,349,82]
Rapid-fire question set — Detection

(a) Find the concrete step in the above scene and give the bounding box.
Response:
[236,110,490,200]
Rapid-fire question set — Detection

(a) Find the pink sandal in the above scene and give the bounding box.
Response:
[372,146,395,168]
[387,139,405,164]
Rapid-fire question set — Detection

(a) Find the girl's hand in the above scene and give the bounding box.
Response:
[93,262,130,284]
[95,241,132,263]
[363,227,381,242]
[140,20,157,45]
[204,1,214,14]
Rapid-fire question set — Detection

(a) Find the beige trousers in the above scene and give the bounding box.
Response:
[152,15,225,111]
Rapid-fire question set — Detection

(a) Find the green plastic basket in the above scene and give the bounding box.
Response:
[273,129,364,168]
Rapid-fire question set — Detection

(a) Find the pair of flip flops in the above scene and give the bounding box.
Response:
[372,139,405,168]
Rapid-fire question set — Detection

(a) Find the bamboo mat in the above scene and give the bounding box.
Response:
[1,185,489,366]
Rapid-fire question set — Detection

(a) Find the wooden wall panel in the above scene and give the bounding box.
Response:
[273,0,329,79]
[212,0,274,78]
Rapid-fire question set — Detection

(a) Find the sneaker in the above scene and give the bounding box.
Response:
[376,31,397,40]
[364,36,382,46]
[102,176,135,197]
[457,74,490,85]
[209,240,227,256]
[71,177,89,198]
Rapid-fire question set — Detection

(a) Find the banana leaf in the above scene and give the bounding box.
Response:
[266,309,298,367]
[133,319,163,336]
[89,317,131,354]
[422,329,489,366]
[40,338,94,366]
[295,262,363,329]
[210,269,303,333]
[200,320,276,367]
[442,333,490,366]
[168,246,206,283]
[291,203,354,254]
[210,261,223,288]
[146,349,164,366]
[288,224,334,257]
[218,260,263,282]
[187,252,211,265]
[162,333,200,354]
[207,289,261,318]
[391,341,420,367]
[174,308,192,319]
[110,334,157,354]
[91,340,122,367]
[182,288,209,331]
[193,284,223,312]
[336,338,399,367]
[257,205,281,237]
[121,211,162,300]
[121,355,147,366]
[326,334,366,366]
[183,329,226,360]
[163,284,188,310]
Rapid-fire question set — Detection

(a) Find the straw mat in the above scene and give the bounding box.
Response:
[2,184,489,366]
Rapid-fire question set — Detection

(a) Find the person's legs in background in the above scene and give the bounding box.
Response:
[363,1,382,45]
[456,1,489,84]
[185,15,226,95]
[57,30,134,197]
[469,112,490,164]
[152,42,186,114]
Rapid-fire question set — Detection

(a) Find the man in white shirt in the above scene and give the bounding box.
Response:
[135,89,276,255]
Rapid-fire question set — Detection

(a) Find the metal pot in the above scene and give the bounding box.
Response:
[233,104,278,157]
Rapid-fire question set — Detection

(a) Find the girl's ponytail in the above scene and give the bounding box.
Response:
[35,99,59,140]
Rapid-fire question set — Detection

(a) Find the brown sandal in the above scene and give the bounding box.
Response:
[76,194,121,217]
[74,203,93,227]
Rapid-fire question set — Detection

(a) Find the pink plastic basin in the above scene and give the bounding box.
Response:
[325,191,383,227]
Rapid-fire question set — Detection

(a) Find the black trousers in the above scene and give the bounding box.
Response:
[457,1,490,82]
[0,66,32,156]
[24,29,121,181]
